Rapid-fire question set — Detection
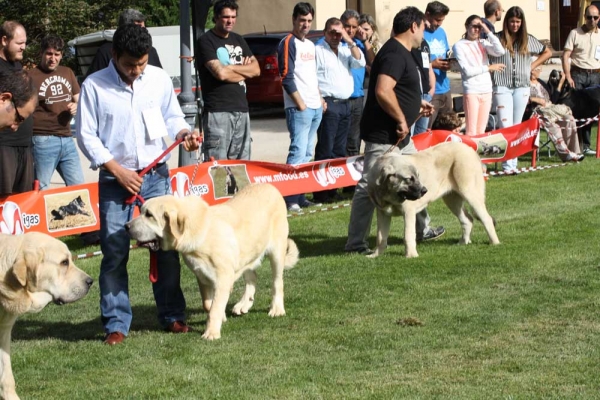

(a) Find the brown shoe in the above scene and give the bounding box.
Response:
[103,331,125,345]
[165,320,191,333]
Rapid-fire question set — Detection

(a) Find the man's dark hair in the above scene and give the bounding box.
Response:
[118,9,146,27]
[293,2,315,19]
[0,21,25,42]
[0,70,36,108]
[393,7,425,35]
[40,34,65,53]
[213,0,239,20]
[484,0,501,18]
[425,1,450,16]
[112,24,153,59]
[324,17,342,32]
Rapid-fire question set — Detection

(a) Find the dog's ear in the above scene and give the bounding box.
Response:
[10,249,41,288]
[375,164,396,186]
[164,206,184,241]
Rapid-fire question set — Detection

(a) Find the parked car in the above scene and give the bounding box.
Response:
[244,31,323,107]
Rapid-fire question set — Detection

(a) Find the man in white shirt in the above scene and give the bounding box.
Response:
[77,24,200,345]
[313,17,365,203]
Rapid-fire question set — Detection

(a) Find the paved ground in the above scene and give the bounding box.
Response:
[51,63,561,188]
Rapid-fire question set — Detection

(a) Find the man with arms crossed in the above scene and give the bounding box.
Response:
[77,24,200,345]
[28,34,84,190]
[197,0,259,160]
[278,2,325,212]
[562,5,600,155]
[345,6,443,255]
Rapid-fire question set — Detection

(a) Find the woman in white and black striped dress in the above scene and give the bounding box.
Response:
[489,6,552,174]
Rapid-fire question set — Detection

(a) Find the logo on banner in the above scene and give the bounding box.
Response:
[170,172,209,198]
[312,162,346,187]
[346,156,364,181]
[0,201,25,235]
[445,134,463,143]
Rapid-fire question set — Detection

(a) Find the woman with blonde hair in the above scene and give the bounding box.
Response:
[453,14,505,136]
[489,6,552,174]
[357,13,381,54]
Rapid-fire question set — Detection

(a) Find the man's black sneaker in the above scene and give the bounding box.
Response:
[417,226,445,242]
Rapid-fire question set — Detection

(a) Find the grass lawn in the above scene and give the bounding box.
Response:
[12,148,600,399]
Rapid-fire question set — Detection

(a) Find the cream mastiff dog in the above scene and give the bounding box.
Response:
[0,232,93,400]
[367,142,500,258]
[125,183,299,340]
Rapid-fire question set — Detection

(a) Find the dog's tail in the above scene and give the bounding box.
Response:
[284,239,300,269]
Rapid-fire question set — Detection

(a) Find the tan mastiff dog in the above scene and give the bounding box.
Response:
[367,142,500,258]
[0,232,93,400]
[125,183,299,340]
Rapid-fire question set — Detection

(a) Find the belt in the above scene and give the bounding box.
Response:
[571,65,600,74]
[323,96,349,104]
[136,162,166,174]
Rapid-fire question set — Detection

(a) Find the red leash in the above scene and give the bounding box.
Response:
[124,136,202,283]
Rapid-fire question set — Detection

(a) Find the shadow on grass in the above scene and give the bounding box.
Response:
[291,232,457,258]
[12,305,205,342]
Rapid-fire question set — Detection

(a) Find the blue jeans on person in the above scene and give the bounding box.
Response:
[98,163,186,335]
[284,106,323,206]
[32,135,85,190]
[493,86,530,171]
[412,93,432,135]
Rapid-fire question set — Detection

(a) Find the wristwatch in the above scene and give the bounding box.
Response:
[348,42,357,49]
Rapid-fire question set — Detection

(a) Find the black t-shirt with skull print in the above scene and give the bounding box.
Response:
[196,30,253,112]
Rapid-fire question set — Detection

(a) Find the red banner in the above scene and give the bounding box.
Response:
[414,117,540,163]
[0,118,539,238]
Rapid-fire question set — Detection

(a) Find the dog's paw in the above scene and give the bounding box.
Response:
[232,300,253,315]
[366,252,379,259]
[405,252,419,258]
[202,329,221,340]
[458,238,471,245]
[268,304,286,317]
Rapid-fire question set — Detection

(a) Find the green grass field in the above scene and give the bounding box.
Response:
[12,148,600,399]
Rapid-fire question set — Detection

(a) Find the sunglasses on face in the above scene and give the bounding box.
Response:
[586,15,600,20]
[10,98,24,124]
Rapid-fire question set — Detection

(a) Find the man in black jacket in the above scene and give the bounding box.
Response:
[85,9,162,78]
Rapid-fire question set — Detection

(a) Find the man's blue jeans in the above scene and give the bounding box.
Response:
[98,163,186,335]
[32,135,85,190]
[412,93,432,135]
[284,106,322,206]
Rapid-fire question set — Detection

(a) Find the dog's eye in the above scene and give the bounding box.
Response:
[145,210,154,219]
[60,259,69,267]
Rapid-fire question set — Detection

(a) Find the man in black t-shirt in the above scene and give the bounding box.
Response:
[196,0,259,160]
[0,21,35,198]
[345,7,444,255]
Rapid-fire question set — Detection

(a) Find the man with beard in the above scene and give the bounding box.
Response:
[0,21,34,198]
[481,0,504,39]
[28,34,84,191]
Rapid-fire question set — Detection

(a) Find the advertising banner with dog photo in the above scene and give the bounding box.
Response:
[0,118,540,239]
[414,118,540,163]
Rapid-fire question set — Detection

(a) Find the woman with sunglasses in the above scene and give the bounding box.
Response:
[489,6,552,174]
[453,14,505,136]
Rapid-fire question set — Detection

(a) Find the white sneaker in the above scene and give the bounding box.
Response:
[287,203,302,213]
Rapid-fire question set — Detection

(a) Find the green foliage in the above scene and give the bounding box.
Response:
[11,152,600,398]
